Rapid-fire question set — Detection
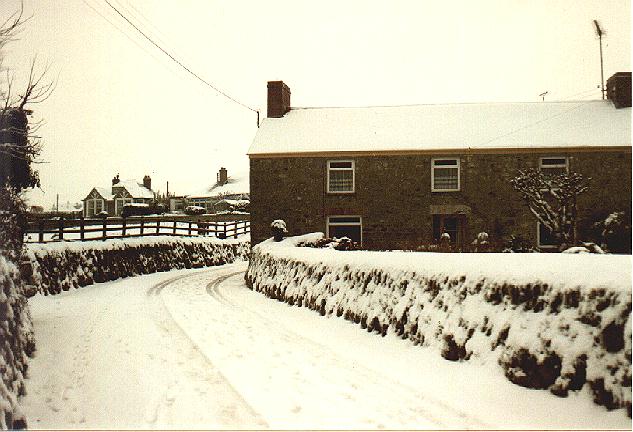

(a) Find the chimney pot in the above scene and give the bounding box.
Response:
[217,167,228,185]
[267,81,291,118]
[112,174,120,186]
[143,175,151,190]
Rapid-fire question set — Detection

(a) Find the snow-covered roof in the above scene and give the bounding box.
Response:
[94,187,114,200]
[114,180,154,199]
[249,100,631,156]
[189,172,249,199]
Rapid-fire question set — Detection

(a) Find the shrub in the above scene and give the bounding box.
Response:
[270,219,287,242]
[601,211,631,254]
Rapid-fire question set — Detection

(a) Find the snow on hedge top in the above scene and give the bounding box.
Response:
[255,233,631,293]
[249,100,631,155]
[26,235,248,254]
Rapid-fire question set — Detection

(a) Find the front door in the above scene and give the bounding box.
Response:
[433,214,467,251]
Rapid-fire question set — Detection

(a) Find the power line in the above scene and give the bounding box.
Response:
[478,100,595,147]
[558,87,600,101]
[81,0,184,79]
[102,0,259,118]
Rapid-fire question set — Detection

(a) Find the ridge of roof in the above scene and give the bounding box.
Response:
[285,99,610,111]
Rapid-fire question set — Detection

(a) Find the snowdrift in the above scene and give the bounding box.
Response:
[246,234,632,415]
[0,255,34,429]
[25,236,250,296]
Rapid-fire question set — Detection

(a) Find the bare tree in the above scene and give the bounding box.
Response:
[0,2,55,190]
[511,168,590,249]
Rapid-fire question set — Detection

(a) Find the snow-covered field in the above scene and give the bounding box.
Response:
[21,262,630,429]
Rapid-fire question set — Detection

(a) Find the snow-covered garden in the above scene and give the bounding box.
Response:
[246,232,632,416]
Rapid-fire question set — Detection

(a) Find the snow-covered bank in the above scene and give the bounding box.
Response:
[25,236,250,295]
[245,234,632,415]
[0,255,34,429]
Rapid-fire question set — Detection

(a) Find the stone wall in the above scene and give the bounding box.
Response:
[250,150,632,249]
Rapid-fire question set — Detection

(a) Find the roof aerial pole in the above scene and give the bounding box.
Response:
[593,20,606,100]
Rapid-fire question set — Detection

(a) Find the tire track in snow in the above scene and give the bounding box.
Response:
[211,272,492,429]
[205,270,244,307]
[149,265,268,428]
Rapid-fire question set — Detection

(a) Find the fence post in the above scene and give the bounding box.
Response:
[80,215,85,241]
[233,221,238,238]
[223,222,227,239]
[58,216,64,241]
[140,216,144,235]
[156,218,160,235]
[173,220,176,235]
[197,219,202,236]
[122,216,126,237]
[188,221,192,236]
[38,220,44,243]
[102,218,107,241]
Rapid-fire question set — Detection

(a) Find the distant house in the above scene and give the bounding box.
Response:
[169,168,249,213]
[83,175,155,217]
[248,76,632,250]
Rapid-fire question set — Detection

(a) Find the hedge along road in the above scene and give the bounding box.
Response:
[20,262,630,429]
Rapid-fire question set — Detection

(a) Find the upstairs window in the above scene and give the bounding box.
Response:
[327,160,355,193]
[432,158,460,192]
[539,157,568,176]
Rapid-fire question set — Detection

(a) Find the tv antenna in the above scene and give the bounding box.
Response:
[593,20,606,100]
[539,91,549,101]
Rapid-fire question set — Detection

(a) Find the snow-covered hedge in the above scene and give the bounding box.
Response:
[0,255,34,429]
[25,236,250,295]
[246,233,632,415]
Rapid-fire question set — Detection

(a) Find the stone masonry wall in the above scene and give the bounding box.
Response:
[250,150,632,249]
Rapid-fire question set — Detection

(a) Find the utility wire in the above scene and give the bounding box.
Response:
[558,88,601,101]
[82,0,182,78]
[102,0,259,117]
[478,100,595,147]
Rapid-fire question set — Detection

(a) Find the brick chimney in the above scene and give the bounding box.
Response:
[606,72,632,108]
[267,81,291,118]
[217,167,228,185]
[143,175,151,190]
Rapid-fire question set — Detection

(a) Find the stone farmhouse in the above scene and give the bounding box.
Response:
[248,75,632,250]
[82,175,155,217]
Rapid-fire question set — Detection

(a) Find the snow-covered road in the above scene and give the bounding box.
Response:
[22,262,630,429]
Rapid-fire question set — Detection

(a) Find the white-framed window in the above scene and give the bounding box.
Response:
[537,222,558,248]
[327,160,355,193]
[327,216,362,243]
[431,158,460,192]
[85,198,104,217]
[115,198,133,215]
[539,157,568,176]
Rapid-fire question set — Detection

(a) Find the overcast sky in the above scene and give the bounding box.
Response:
[1,0,630,208]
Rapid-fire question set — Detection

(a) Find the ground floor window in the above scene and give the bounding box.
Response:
[537,222,558,248]
[327,216,362,243]
[85,199,104,217]
[115,198,133,215]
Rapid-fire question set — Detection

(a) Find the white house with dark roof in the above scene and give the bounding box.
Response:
[83,175,155,217]
[248,76,631,249]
